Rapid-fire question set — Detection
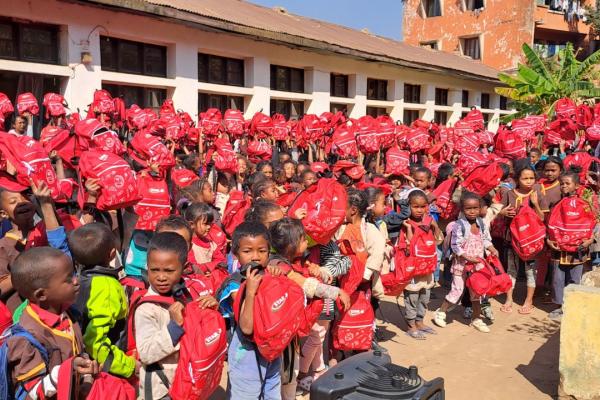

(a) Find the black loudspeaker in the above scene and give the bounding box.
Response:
[310,350,445,400]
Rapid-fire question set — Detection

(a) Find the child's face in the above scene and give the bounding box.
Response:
[262,208,284,228]
[41,255,80,310]
[284,163,295,179]
[201,183,215,205]
[235,235,270,268]
[295,236,308,257]
[530,152,541,164]
[560,176,578,196]
[237,159,248,176]
[157,227,192,249]
[302,172,317,188]
[261,184,280,201]
[0,190,36,226]
[462,198,481,221]
[412,172,430,191]
[543,162,561,182]
[517,170,536,190]
[371,193,386,218]
[260,165,273,178]
[192,217,211,238]
[390,177,401,189]
[409,197,428,221]
[147,250,183,295]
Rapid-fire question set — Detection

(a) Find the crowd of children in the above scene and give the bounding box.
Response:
[0,89,598,400]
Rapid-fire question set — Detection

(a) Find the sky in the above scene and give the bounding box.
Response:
[249,0,404,40]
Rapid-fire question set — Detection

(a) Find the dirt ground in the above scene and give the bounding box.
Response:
[211,280,561,399]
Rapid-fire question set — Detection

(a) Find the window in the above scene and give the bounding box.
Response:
[500,95,508,110]
[403,109,420,125]
[367,79,388,101]
[461,36,481,60]
[330,103,348,114]
[480,93,490,109]
[366,107,388,118]
[404,84,421,104]
[270,99,304,120]
[434,111,448,125]
[435,88,448,106]
[101,36,166,77]
[270,65,304,93]
[102,84,166,112]
[462,90,469,107]
[198,53,244,86]
[483,113,490,124]
[461,111,469,119]
[198,93,244,114]
[0,19,59,64]
[330,74,349,98]
[464,0,484,10]
[420,41,439,50]
[423,0,442,17]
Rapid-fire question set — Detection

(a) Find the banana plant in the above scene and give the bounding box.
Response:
[495,43,600,122]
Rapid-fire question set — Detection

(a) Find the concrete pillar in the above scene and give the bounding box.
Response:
[448,89,463,126]
[246,56,270,117]
[560,284,600,399]
[350,74,367,118]
[390,79,404,122]
[171,41,198,116]
[422,84,436,121]
[306,68,330,114]
[64,24,102,114]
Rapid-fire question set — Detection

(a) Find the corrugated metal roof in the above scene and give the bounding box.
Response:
[85,0,500,81]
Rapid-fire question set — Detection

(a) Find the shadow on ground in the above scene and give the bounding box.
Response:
[516,330,560,399]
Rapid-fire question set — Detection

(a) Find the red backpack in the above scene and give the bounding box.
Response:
[271,113,289,141]
[213,137,238,175]
[88,89,115,117]
[385,146,410,175]
[494,126,526,159]
[376,115,397,149]
[171,168,199,189]
[511,118,537,144]
[16,92,39,116]
[406,127,430,152]
[0,93,14,125]
[301,114,326,143]
[77,150,142,211]
[332,291,374,351]
[223,109,245,138]
[75,118,126,156]
[393,217,437,281]
[327,124,358,158]
[465,255,512,297]
[460,109,484,131]
[523,114,547,132]
[40,125,79,168]
[249,112,273,139]
[432,178,457,211]
[128,131,175,169]
[246,140,272,163]
[453,125,479,154]
[42,92,66,118]
[199,108,222,138]
[586,124,600,141]
[457,151,488,176]
[548,196,596,252]
[555,98,576,119]
[133,173,171,231]
[0,132,61,199]
[233,274,306,361]
[288,178,347,245]
[355,116,379,154]
[127,105,152,130]
[563,152,597,183]
[461,162,503,196]
[169,302,227,400]
[510,203,546,260]
[222,190,251,236]
[576,104,593,128]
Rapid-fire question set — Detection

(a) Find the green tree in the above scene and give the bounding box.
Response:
[495,43,600,122]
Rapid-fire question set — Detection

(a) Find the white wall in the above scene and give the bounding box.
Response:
[1,0,510,130]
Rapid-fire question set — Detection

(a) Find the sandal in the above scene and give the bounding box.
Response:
[405,330,426,340]
[518,304,534,315]
[500,304,513,313]
[418,326,437,335]
[296,376,313,393]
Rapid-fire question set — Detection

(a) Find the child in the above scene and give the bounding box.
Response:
[300,170,318,189]
[227,222,281,400]
[546,171,595,320]
[433,192,498,333]
[496,165,548,315]
[135,232,217,399]
[185,202,227,276]
[6,247,98,399]
[251,177,280,202]
[402,190,443,340]
[244,199,285,229]
[69,223,138,379]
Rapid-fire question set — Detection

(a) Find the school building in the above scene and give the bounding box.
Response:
[403,0,596,72]
[1,0,511,130]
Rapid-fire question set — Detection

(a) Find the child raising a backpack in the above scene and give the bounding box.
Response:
[546,170,597,320]
[433,192,498,333]
[400,190,443,340]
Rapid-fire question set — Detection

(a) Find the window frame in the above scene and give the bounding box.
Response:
[404,84,422,104]
[403,109,420,125]
[330,73,349,98]
[420,41,439,50]
[499,95,508,110]
[366,106,388,118]
[434,110,448,125]
[0,18,59,65]
[463,0,485,11]
[198,92,244,114]
[480,93,490,109]
[367,78,388,101]
[198,52,245,87]
[462,90,470,107]
[435,88,449,106]
[270,65,305,93]
[422,0,442,17]
[102,83,167,112]
[270,99,304,120]
[460,36,481,60]
[100,36,167,78]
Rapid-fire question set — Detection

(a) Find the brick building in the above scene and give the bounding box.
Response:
[403,0,594,71]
